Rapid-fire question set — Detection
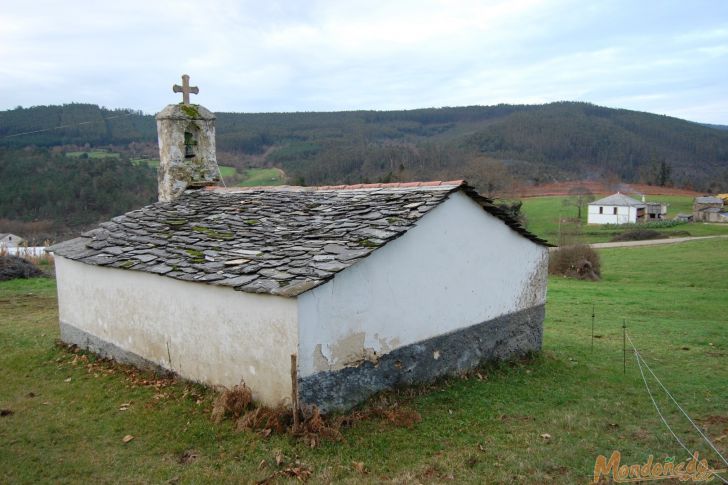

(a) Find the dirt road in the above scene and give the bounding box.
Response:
[590,235,728,249]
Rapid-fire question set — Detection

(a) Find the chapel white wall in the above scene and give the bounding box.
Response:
[296,191,548,378]
[55,257,298,407]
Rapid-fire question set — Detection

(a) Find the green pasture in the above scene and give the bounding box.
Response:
[1,239,727,483]
[237,168,285,187]
[66,150,120,159]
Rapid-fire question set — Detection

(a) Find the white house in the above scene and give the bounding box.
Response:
[0,233,25,248]
[587,192,646,225]
[50,84,550,412]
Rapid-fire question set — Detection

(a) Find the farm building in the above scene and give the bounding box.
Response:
[587,192,647,224]
[50,83,549,412]
[674,213,694,223]
[693,196,728,222]
[0,233,25,249]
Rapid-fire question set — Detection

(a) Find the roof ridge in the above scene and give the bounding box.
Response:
[206,180,465,193]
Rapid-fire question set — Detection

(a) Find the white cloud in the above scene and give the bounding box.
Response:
[0,0,727,123]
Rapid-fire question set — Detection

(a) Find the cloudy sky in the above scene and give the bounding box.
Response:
[1,0,727,123]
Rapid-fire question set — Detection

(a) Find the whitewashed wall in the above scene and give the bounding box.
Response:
[55,257,298,407]
[296,191,548,378]
[587,204,639,224]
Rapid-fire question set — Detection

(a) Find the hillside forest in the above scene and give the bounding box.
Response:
[1,101,728,242]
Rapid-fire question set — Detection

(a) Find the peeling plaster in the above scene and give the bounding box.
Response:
[312,332,403,372]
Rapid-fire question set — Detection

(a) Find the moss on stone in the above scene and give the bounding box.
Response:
[180,104,200,118]
[358,238,379,248]
[192,226,234,240]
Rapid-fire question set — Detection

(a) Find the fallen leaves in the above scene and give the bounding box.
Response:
[540,433,552,441]
[256,451,312,484]
[118,402,131,411]
[122,434,135,444]
[352,461,367,474]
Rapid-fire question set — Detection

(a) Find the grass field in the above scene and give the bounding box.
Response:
[66,150,120,159]
[237,168,285,187]
[1,239,727,483]
[521,194,728,244]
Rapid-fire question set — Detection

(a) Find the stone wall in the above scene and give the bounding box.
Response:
[156,104,220,202]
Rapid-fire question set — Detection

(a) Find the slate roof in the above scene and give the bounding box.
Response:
[50,181,548,297]
[695,196,724,205]
[589,192,645,207]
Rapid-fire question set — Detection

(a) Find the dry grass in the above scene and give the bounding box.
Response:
[211,384,253,423]
[210,386,422,449]
[237,406,291,435]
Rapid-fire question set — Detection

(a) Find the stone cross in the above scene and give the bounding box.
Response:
[172,74,199,105]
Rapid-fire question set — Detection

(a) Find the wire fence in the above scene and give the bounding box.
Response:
[625,330,728,483]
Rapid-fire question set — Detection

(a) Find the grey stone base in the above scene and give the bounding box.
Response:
[298,304,545,413]
[59,321,168,374]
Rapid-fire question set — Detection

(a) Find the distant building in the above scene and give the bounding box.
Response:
[645,201,668,220]
[693,196,727,222]
[587,193,646,224]
[0,233,25,248]
[674,213,694,223]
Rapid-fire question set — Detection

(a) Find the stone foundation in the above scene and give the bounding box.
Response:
[59,321,167,373]
[298,304,544,413]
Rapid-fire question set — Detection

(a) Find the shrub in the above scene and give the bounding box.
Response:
[0,255,46,281]
[548,244,601,280]
[610,229,663,242]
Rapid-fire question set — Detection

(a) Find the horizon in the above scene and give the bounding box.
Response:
[3,100,726,128]
[2,1,727,124]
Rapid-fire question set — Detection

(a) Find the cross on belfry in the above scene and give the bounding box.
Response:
[172,74,199,105]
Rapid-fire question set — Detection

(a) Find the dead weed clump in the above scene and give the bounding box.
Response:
[211,383,253,423]
[211,387,421,447]
[549,244,601,280]
[237,406,291,435]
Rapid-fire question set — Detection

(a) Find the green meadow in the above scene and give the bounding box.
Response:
[1,239,727,483]
[520,194,728,245]
[237,168,286,187]
[66,150,121,159]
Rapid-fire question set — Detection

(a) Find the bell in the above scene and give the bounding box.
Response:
[185,142,195,159]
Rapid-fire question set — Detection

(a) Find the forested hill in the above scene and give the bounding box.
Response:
[2,101,728,191]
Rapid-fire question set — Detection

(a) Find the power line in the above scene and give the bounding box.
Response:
[1,112,138,139]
